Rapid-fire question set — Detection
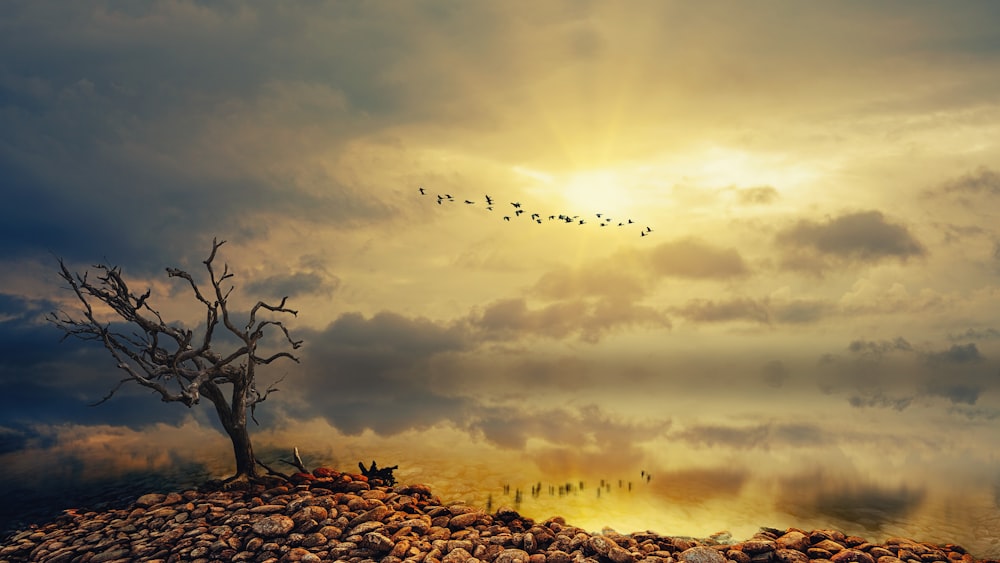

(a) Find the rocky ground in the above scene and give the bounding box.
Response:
[0,468,994,563]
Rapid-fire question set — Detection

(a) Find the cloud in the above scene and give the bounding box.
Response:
[674,422,832,450]
[820,337,997,410]
[924,342,984,365]
[939,166,1000,197]
[673,297,831,326]
[531,267,649,302]
[648,238,749,279]
[948,327,1000,342]
[245,271,339,299]
[470,297,670,343]
[291,312,473,435]
[735,185,779,205]
[761,360,789,388]
[776,210,926,271]
[674,297,770,324]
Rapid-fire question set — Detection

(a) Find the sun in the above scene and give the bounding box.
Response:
[515,166,646,220]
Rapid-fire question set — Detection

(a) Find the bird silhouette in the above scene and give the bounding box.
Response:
[419,186,653,239]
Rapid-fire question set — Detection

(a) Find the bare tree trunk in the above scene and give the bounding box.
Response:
[203,382,258,483]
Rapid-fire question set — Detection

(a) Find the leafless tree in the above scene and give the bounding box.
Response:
[48,238,302,488]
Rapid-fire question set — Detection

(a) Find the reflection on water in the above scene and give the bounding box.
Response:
[2,421,999,559]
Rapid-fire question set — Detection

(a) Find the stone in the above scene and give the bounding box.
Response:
[496,548,531,563]
[363,531,395,552]
[589,535,618,557]
[774,548,810,563]
[444,547,473,563]
[832,549,876,563]
[740,541,776,555]
[609,545,635,563]
[679,546,727,563]
[450,512,483,528]
[775,532,809,552]
[814,540,847,553]
[251,515,295,538]
[136,493,166,508]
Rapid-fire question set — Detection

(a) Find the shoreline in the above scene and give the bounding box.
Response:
[1,468,994,563]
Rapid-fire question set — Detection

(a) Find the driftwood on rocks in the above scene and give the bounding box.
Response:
[359,460,399,485]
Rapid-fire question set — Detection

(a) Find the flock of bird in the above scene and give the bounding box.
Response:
[418,187,654,237]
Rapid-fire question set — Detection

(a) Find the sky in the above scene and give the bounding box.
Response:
[3,0,1000,555]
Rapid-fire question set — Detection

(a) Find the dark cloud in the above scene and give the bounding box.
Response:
[772,299,829,324]
[244,272,339,299]
[847,337,914,358]
[470,297,670,343]
[821,337,997,410]
[735,185,779,205]
[939,166,1000,197]
[674,296,832,326]
[761,360,789,388]
[675,424,769,449]
[469,404,668,452]
[847,393,913,411]
[293,312,472,435]
[648,238,749,279]
[776,210,926,271]
[924,342,984,365]
[947,327,1000,342]
[675,297,769,324]
[674,422,832,450]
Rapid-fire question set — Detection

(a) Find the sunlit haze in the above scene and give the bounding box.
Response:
[2,1,1000,557]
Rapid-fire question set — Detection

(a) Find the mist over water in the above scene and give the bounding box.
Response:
[2,420,999,558]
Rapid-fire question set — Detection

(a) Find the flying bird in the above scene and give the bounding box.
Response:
[418,187,653,239]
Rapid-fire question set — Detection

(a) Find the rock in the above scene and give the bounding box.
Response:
[589,535,619,557]
[362,531,395,552]
[252,515,295,538]
[450,512,483,528]
[444,547,474,563]
[136,493,166,507]
[740,541,777,555]
[774,548,810,563]
[776,532,809,552]
[832,549,876,563]
[609,545,635,563]
[679,546,727,563]
[496,548,532,563]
